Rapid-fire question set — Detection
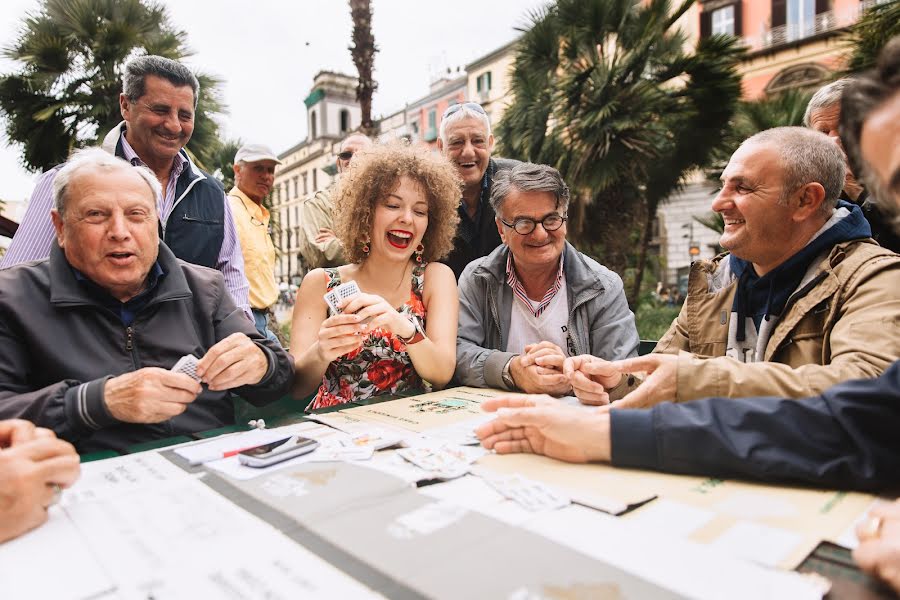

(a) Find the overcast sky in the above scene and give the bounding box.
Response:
[0,0,545,205]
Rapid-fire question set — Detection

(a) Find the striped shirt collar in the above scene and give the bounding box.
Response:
[505,252,565,318]
[119,130,188,210]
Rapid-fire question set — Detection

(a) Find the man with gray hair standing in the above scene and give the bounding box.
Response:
[455,163,638,395]
[437,102,520,278]
[1,54,252,317]
[805,78,900,251]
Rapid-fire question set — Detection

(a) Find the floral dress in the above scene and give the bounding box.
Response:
[309,264,430,410]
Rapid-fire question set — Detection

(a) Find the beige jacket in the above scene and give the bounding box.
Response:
[655,239,900,402]
[298,187,345,268]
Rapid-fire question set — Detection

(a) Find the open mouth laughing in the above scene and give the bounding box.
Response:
[387,230,413,249]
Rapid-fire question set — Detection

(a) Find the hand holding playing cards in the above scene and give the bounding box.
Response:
[197,333,269,391]
[475,395,612,464]
[104,368,202,423]
[342,293,417,340]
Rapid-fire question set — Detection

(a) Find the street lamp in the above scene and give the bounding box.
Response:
[682,222,700,260]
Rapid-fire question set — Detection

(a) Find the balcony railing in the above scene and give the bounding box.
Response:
[752,0,888,51]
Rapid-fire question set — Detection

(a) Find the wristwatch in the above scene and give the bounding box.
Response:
[501,356,517,390]
[399,318,426,345]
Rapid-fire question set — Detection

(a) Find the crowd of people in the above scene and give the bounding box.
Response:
[0,37,899,592]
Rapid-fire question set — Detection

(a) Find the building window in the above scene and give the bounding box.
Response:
[787,0,815,40]
[310,110,317,139]
[476,71,492,94]
[340,109,350,134]
[711,5,735,35]
[424,109,438,142]
[293,177,299,198]
[302,173,308,195]
[312,169,318,191]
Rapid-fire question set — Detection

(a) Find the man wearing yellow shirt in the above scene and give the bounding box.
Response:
[228,143,281,342]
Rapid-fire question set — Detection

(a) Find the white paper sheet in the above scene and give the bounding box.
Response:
[0,506,115,600]
[525,506,824,600]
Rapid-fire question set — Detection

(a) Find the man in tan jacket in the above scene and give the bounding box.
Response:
[565,126,900,408]
[297,133,372,269]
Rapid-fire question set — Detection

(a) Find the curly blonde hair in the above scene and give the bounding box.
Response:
[333,141,461,264]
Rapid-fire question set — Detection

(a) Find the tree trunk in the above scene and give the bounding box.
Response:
[349,0,378,136]
[631,206,656,311]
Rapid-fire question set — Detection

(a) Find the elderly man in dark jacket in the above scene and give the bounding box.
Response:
[0,149,293,454]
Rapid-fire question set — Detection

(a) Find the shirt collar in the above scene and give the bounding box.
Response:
[119,128,187,180]
[505,251,565,318]
[228,186,270,221]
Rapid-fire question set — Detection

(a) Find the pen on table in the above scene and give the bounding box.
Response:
[187,445,259,466]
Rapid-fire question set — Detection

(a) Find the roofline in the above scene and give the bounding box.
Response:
[466,35,521,71]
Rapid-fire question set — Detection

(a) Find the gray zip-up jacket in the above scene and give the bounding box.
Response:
[455,242,639,390]
[0,242,294,453]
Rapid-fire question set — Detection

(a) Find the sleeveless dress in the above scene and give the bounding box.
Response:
[309,264,431,410]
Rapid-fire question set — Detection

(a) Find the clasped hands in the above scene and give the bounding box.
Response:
[475,352,678,463]
[316,293,418,363]
[104,333,269,424]
[510,346,676,410]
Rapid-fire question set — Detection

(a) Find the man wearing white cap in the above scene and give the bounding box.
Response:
[229,143,281,342]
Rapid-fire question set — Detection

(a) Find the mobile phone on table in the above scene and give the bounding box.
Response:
[237,436,320,468]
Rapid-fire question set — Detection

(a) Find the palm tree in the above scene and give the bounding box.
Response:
[497,0,744,305]
[209,137,242,194]
[706,88,812,180]
[0,0,225,173]
[349,0,378,136]
[842,0,900,74]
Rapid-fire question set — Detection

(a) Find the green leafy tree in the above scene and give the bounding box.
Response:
[842,0,900,74]
[497,0,744,304]
[0,0,225,173]
[209,137,242,194]
[706,88,812,180]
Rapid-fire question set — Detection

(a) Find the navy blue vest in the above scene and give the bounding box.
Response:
[114,140,225,269]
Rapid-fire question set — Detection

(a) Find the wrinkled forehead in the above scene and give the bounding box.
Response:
[724,141,781,178]
[445,117,490,140]
[68,165,157,205]
[341,135,372,153]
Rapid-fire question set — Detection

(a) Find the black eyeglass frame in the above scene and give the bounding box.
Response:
[337,151,354,161]
[498,213,567,235]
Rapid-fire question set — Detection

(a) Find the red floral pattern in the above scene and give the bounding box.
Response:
[309,265,429,410]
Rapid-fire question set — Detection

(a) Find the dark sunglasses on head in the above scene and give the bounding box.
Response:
[337,151,354,161]
[442,102,487,119]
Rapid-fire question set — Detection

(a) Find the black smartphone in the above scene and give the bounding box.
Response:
[237,436,320,468]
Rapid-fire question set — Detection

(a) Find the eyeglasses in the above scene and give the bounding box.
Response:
[442,102,487,119]
[337,151,354,161]
[499,213,567,235]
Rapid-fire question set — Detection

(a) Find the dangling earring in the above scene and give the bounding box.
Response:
[361,233,370,257]
[414,243,424,264]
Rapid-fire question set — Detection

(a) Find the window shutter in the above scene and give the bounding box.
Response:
[733,0,743,36]
[771,0,786,27]
[815,0,829,14]
[700,9,712,38]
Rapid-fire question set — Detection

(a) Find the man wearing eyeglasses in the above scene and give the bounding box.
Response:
[228,143,281,342]
[298,133,373,269]
[455,163,639,395]
[437,102,520,279]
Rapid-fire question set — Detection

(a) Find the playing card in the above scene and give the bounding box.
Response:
[324,280,362,315]
[171,354,201,382]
